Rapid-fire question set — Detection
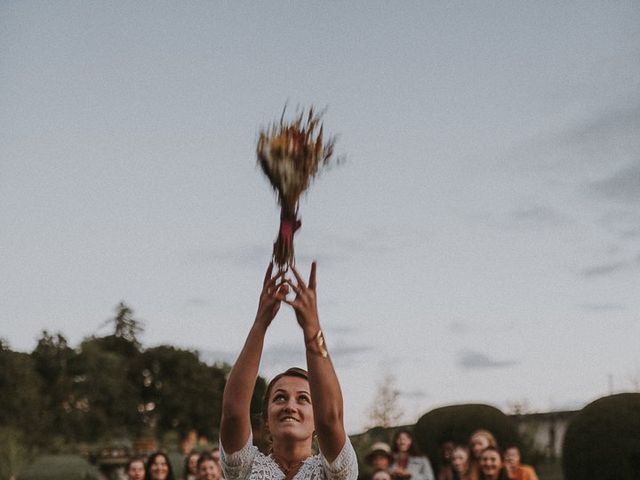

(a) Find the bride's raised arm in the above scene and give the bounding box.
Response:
[220,263,287,454]
[286,262,347,463]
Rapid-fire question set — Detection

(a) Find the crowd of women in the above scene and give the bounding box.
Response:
[365,429,539,480]
[122,262,539,480]
[124,449,223,480]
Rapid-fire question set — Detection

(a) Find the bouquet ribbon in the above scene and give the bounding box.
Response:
[279,212,301,248]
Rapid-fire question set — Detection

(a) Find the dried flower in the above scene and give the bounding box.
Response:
[257,106,338,269]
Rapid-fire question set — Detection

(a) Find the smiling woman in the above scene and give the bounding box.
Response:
[145,452,175,480]
[219,262,358,480]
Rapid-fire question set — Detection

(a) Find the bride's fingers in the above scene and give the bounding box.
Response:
[289,265,306,289]
[308,261,317,290]
[263,270,285,293]
[274,283,289,299]
[263,262,274,287]
[284,278,302,294]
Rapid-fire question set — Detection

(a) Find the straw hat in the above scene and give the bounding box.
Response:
[365,442,394,463]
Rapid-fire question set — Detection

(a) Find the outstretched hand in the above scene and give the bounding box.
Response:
[285,262,320,340]
[255,263,288,328]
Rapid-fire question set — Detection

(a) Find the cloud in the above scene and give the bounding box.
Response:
[456,350,518,370]
[588,161,640,204]
[597,210,640,240]
[200,341,372,370]
[400,389,429,400]
[509,206,569,227]
[580,260,629,277]
[580,254,640,278]
[580,303,627,312]
[262,342,372,370]
[562,104,640,149]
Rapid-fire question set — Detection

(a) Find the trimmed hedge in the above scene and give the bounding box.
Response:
[563,393,640,480]
[17,454,100,480]
[414,404,519,471]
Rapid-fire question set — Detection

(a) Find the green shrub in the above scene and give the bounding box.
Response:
[17,454,100,480]
[563,393,640,480]
[414,404,520,472]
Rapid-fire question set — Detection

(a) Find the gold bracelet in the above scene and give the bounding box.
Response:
[306,330,329,358]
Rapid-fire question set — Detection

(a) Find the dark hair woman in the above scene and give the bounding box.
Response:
[146,452,175,480]
[390,429,435,480]
[183,451,199,480]
[219,262,358,480]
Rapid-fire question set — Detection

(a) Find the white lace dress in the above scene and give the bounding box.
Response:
[220,434,358,480]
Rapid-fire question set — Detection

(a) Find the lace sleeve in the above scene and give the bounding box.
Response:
[220,434,259,480]
[321,438,359,480]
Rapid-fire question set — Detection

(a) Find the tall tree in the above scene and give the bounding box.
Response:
[0,340,43,435]
[367,373,403,429]
[31,331,77,441]
[138,346,227,440]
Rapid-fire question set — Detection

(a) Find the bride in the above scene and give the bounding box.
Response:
[220,262,358,480]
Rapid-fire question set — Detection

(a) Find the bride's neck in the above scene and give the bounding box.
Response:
[271,439,313,465]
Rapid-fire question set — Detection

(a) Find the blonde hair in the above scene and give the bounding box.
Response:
[469,429,498,457]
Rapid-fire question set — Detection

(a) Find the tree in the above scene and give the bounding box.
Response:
[31,331,76,440]
[138,346,227,440]
[367,374,403,429]
[65,337,143,441]
[102,302,144,347]
[0,341,43,435]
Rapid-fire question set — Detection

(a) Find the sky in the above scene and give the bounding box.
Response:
[1,1,639,433]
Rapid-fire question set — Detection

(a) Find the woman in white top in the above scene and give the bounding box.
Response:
[220,262,358,480]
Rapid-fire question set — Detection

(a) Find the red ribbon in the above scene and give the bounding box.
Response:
[279,212,301,246]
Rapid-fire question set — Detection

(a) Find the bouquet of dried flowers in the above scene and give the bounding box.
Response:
[257,106,338,270]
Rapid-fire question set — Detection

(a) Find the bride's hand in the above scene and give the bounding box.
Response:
[255,262,288,328]
[285,262,320,340]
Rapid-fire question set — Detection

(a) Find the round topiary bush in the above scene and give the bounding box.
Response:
[563,393,640,480]
[414,404,519,472]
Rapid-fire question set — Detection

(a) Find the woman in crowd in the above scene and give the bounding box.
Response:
[450,445,475,480]
[468,430,497,480]
[436,441,454,480]
[219,262,358,480]
[372,469,393,480]
[126,456,146,480]
[146,452,175,480]
[478,447,508,480]
[184,451,200,480]
[503,446,538,480]
[365,442,393,473]
[468,431,497,462]
[197,452,222,480]
[390,429,435,480]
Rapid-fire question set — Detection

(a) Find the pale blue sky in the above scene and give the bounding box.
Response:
[2,1,639,432]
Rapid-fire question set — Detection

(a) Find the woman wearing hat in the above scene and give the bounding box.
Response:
[220,262,358,480]
[366,442,394,473]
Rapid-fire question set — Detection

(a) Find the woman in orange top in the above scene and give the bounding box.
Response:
[503,446,538,480]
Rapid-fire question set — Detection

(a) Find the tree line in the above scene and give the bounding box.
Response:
[0,302,266,449]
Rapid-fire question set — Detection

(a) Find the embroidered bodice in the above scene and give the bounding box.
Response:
[221,434,358,480]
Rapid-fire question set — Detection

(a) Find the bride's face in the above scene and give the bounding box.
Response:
[267,375,315,443]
